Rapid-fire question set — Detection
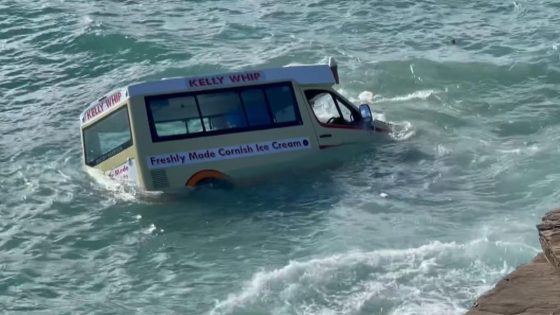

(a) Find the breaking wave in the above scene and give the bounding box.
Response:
[380,90,438,102]
[210,238,533,315]
[84,167,139,202]
[388,120,415,141]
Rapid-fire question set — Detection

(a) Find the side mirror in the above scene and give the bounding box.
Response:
[359,104,373,128]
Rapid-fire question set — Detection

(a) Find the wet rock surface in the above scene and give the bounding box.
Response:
[467,209,560,315]
[538,209,560,273]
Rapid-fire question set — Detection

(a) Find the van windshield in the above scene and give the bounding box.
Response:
[83,106,132,166]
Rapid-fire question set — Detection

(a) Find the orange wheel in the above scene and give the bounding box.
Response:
[185,169,230,188]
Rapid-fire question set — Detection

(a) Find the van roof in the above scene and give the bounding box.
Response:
[80,63,337,125]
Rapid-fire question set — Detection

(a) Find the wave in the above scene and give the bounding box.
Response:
[209,239,532,315]
[344,89,437,105]
[388,120,415,141]
[379,90,438,103]
[84,167,139,202]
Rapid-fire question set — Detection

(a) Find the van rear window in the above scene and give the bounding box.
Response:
[145,83,302,142]
[83,106,132,166]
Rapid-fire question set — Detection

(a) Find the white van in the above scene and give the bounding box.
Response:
[80,58,391,192]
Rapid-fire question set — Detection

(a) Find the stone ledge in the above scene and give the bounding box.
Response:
[466,254,560,315]
[538,208,560,273]
[467,209,560,315]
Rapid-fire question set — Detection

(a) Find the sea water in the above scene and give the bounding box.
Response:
[1,0,559,314]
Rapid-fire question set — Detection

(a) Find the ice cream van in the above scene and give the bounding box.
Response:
[80,58,392,192]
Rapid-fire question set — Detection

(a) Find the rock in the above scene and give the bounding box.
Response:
[466,254,560,315]
[466,209,560,315]
[538,208,560,273]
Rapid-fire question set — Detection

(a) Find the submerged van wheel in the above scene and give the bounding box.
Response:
[195,177,233,190]
[186,170,232,189]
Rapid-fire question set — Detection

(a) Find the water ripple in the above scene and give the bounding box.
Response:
[2,0,560,313]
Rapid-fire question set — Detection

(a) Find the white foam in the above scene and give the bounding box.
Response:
[381,90,437,102]
[358,91,374,104]
[436,144,451,157]
[84,167,138,202]
[390,301,465,315]
[209,239,519,315]
[373,112,386,122]
[144,223,157,235]
[389,120,416,141]
[497,144,540,156]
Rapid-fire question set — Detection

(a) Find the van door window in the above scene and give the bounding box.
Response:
[338,101,354,122]
[83,106,132,166]
[305,90,361,126]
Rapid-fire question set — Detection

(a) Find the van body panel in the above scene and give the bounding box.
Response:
[80,61,390,193]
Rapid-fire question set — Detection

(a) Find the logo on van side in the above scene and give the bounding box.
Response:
[107,159,137,185]
[186,72,263,88]
[81,90,123,124]
[147,137,310,169]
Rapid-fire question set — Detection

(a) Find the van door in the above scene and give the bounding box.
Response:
[304,89,373,149]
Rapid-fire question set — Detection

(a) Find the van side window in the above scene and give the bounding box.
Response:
[150,96,203,136]
[83,106,132,166]
[240,89,272,126]
[265,86,298,123]
[305,90,361,126]
[198,92,248,131]
[145,82,302,142]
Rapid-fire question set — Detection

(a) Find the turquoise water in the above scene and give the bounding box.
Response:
[2,0,560,314]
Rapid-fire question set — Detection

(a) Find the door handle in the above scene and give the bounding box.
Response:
[319,134,332,138]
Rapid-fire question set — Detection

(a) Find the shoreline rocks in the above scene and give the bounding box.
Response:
[466,209,560,315]
[538,209,560,273]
